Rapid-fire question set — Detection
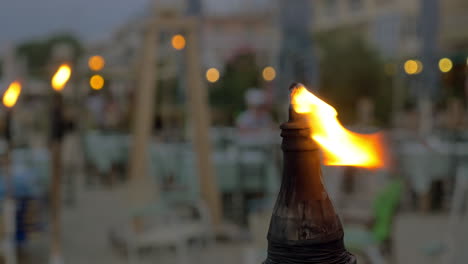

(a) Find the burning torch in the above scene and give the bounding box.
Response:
[264,83,387,264]
[49,63,71,264]
[2,80,21,264]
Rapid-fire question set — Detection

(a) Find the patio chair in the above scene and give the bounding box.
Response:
[344,179,403,264]
[439,165,468,264]
[416,164,468,263]
[125,197,213,264]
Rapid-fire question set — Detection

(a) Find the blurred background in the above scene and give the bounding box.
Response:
[0,0,468,263]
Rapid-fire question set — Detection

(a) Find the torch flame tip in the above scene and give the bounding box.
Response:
[289,84,387,169]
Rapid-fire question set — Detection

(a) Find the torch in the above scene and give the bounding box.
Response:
[2,81,21,264]
[264,83,387,264]
[49,64,71,264]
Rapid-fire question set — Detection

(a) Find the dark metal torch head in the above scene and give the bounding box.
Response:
[264,83,356,264]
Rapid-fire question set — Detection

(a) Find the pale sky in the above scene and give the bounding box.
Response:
[0,0,269,50]
[0,0,149,48]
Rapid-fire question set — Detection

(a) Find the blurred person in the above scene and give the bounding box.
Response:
[234,88,275,224]
[435,98,466,139]
[402,102,421,138]
[86,91,105,129]
[440,98,466,205]
[434,101,448,134]
[446,98,466,133]
[353,96,377,132]
[343,97,389,209]
[236,88,273,137]
[103,91,121,131]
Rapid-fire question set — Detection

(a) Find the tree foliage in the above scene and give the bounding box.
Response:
[16,33,82,78]
[209,51,260,124]
[316,30,391,125]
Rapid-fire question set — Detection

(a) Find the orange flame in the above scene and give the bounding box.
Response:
[3,81,22,108]
[291,85,386,169]
[51,64,71,91]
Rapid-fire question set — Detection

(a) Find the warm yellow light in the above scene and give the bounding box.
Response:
[88,55,105,71]
[90,75,105,90]
[290,85,387,169]
[439,58,453,73]
[206,68,220,83]
[171,34,186,50]
[262,66,276,81]
[51,64,72,91]
[2,81,21,108]
[404,59,422,75]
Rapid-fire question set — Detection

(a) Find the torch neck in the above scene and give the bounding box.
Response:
[267,126,344,243]
[280,146,326,201]
[279,126,326,200]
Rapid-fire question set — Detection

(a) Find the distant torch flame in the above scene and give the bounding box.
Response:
[51,64,71,91]
[3,81,22,108]
[291,85,386,169]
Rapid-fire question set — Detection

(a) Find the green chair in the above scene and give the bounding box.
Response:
[344,179,403,263]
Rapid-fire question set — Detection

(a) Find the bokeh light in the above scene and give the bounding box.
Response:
[404,59,422,75]
[206,68,220,83]
[171,34,186,50]
[3,81,21,108]
[51,64,72,91]
[262,66,276,81]
[88,55,105,71]
[415,60,423,74]
[439,58,453,73]
[90,74,105,90]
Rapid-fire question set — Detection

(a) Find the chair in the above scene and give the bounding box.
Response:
[417,164,468,263]
[441,165,468,264]
[344,179,403,264]
[149,142,200,199]
[398,142,451,211]
[125,198,213,264]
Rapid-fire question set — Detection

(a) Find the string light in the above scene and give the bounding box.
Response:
[171,34,186,50]
[262,66,276,81]
[90,74,105,90]
[439,58,453,73]
[88,55,105,71]
[206,68,220,83]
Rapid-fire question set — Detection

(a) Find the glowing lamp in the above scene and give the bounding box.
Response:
[90,74,105,90]
[171,34,186,50]
[88,55,105,71]
[206,68,220,83]
[262,66,276,81]
[2,81,21,108]
[439,58,453,73]
[51,64,72,91]
[404,59,422,75]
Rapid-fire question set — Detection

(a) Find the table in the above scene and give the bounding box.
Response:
[397,138,468,210]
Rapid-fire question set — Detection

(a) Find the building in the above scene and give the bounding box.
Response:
[201,0,279,70]
[311,0,468,60]
[439,0,468,53]
[311,0,420,59]
[83,0,279,90]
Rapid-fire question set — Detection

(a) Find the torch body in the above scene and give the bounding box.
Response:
[264,107,356,264]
